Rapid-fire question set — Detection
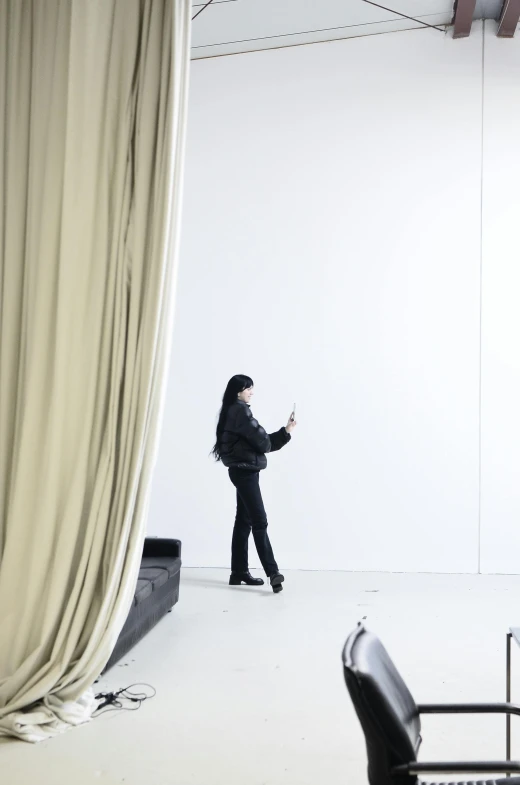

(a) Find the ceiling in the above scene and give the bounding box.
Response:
[190,0,511,59]
[190,0,452,59]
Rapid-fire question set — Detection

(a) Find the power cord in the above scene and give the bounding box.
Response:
[93,683,156,717]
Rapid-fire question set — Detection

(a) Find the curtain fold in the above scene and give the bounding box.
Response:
[0,0,190,742]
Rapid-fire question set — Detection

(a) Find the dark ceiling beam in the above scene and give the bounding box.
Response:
[497,0,520,36]
[452,0,477,38]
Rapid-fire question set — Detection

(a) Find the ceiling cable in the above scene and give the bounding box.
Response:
[192,0,216,21]
[362,0,447,32]
[192,0,446,33]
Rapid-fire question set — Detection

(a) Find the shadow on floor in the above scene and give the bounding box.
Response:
[181,574,267,594]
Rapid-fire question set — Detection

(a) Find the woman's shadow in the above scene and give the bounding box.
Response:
[181,574,268,594]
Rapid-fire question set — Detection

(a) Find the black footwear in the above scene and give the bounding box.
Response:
[270,572,285,593]
[229,572,265,586]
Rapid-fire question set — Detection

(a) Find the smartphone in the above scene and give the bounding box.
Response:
[290,403,296,422]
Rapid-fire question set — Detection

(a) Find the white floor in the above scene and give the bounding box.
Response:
[4,569,520,785]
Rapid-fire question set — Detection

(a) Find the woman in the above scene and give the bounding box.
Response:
[212,375,297,593]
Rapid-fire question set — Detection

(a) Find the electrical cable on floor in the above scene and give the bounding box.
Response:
[93,683,156,717]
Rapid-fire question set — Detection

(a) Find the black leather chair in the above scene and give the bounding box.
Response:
[343,623,520,785]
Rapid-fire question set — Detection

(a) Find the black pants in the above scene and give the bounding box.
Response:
[228,468,278,578]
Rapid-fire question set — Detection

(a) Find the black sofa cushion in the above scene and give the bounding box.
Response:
[140,555,181,579]
[134,578,153,605]
[139,566,170,590]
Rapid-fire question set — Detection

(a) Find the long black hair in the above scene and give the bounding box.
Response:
[211,374,254,461]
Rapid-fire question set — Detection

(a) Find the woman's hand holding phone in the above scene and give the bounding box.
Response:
[286,404,297,434]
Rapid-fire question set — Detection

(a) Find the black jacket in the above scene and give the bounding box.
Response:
[220,401,291,471]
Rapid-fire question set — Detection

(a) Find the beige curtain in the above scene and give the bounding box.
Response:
[0,0,190,742]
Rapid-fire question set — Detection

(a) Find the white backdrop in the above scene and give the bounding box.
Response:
[148,25,486,573]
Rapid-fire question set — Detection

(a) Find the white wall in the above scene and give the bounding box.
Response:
[480,28,520,574]
[149,26,486,573]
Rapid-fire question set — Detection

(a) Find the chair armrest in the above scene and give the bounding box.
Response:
[397,706,520,776]
[418,703,520,717]
[393,761,520,776]
[143,537,182,559]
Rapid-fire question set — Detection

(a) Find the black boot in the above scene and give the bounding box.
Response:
[270,572,285,593]
[229,571,265,586]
